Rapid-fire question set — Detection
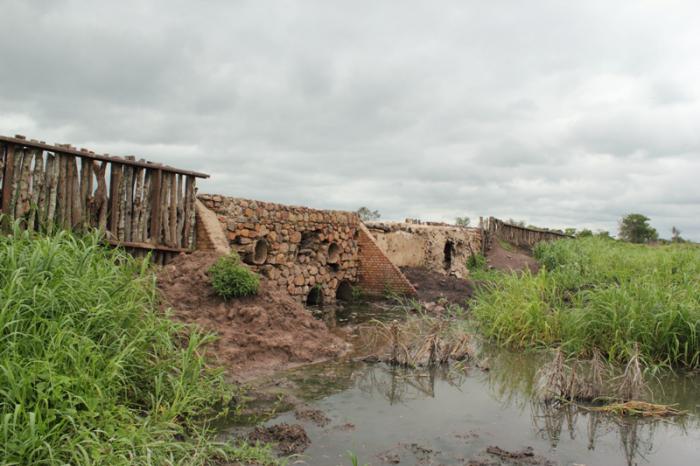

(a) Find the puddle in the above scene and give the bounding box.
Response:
[220,351,700,465]
[217,305,700,465]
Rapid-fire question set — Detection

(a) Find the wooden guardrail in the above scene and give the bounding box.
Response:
[0,134,208,260]
[485,216,571,250]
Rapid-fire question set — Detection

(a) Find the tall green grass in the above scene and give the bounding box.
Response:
[0,225,278,465]
[472,237,700,369]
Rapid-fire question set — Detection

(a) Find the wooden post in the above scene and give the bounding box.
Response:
[161,172,171,246]
[176,174,184,247]
[38,154,54,228]
[149,168,162,244]
[131,166,144,241]
[169,172,177,247]
[109,163,122,238]
[183,175,194,249]
[46,154,59,230]
[70,157,82,229]
[1,144,15,215]
[139,170,151,241]
[27,150,45,230]
[93,161,108,231]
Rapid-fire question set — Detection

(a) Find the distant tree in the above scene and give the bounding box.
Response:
[577,228,594,237]
[618,214,658,243]
[356,207,381,222]
[671,226,685,243]
[564,228,577,236]
[508,218,526,227]
[596,230,613,239]
[455,216,470,227]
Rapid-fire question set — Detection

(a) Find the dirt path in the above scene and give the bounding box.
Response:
[157,251,349,381]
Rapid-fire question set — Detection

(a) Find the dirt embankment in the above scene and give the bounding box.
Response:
[157,251,349,381]
[486,241,539,273]
[401,242,538,305]
[400,267,474,305]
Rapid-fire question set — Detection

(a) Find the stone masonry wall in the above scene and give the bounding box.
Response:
[365,221,483,278]
[198,194,361,305]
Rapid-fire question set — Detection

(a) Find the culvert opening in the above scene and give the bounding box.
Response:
[443,240,455,271]
[327,242,341,264]
[336,280,353,302]
[306,286,323,306]
[244,239,269,265]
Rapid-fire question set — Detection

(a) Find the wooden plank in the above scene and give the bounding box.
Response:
[9,148,24,217]
[118,164,128,240]
[16,149,34,219]
[186,176,196,249]
[139,170,151,241]
[0,144,5,203]
[38,153,54,228]
[183,175,194,249]
[93,161,108,231]
[161,172,171,246]
[56,154,68,228]
[176,174,184,247]
[122,158,135,242]
[169,172,177,247]
[79,157,91,225]
[70,157,82,229]
[131,166,144,241]
[108,163,122,237]
[46,154,59,230]
[149,168,162,244]
[27,150,45,230]
[1,144,15,215]
[0,135,209,178]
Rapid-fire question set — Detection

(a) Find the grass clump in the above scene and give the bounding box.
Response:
[0,226,280,465]
[472,237,700,369]
[467,252,487,272]
[209,252,260,299]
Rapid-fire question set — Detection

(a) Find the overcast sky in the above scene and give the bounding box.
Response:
[2,1,699,239]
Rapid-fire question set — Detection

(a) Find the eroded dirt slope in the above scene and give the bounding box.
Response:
[157,251,349,380]
[486,241,539,273]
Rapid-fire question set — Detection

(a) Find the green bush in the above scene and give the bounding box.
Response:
[0,224,280,465]
[209,253,260,299]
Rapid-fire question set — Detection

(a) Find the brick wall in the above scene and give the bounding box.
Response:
[357,223,417,296]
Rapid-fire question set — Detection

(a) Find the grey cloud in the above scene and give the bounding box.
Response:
[1,0,699,240]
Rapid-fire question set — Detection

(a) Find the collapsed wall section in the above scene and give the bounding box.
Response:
[357,223,417,296]
[199,194,360,304]
[364,220,483,278]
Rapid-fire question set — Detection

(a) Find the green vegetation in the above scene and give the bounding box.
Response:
[466,252,487,272]
[497,239,514,252]
[472,237,700,369]
[209,252,260,299]
[618,213,658,243]
[356,206,381,222]
[455,216,470,227]
[0,226,279,465]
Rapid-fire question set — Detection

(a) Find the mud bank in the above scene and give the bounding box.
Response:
[157,251,349,380]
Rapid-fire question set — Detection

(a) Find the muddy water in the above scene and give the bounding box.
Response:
[226,348,700,466]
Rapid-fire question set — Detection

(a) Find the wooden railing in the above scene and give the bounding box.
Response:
[485,216,571,250]
[0,135,208,258]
